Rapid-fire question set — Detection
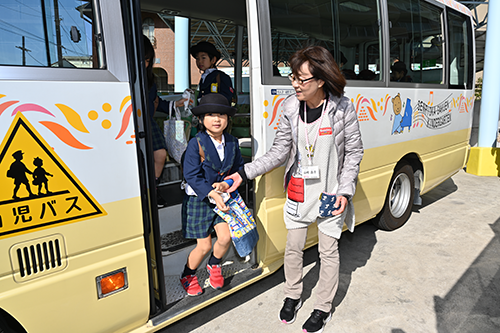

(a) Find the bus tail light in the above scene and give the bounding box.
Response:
[96,268,128,299]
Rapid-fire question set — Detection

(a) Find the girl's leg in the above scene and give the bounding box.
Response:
[181,236,212,296]
[314,230,340,313]
[283,227,308,299]
[206,223,231,290]
[212,222,231,260]
[153,148,167,179]
[186,235,213,270]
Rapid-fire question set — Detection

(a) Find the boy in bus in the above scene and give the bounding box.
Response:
[144,36,186,208]
[180,93,245,296]
[190,41,235,105]
[391,61,412,82]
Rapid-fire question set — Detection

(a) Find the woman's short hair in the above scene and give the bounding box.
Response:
[289,46,346,98]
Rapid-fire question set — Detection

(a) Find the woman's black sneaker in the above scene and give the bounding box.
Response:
[302,309,332,333]
[278,297,302,324]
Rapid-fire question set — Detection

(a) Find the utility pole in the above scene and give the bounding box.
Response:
[40,0,51,66]
[53,0,64,67]
[15,36,31,66]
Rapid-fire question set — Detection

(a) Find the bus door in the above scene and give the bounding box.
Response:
[134,0,268,322]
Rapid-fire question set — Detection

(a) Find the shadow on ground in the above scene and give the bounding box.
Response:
[434,217,500,333]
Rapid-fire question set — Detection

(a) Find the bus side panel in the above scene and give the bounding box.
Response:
[0,82,150,332]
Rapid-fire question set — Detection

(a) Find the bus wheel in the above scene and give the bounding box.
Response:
[374,163,415,231]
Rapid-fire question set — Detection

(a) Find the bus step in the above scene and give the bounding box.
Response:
[161,230,219,255]
[155,260,262,325]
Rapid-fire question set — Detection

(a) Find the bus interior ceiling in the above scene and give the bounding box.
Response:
[140,0,247,26]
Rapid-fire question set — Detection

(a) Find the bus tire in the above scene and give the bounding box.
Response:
[374,163,415,231]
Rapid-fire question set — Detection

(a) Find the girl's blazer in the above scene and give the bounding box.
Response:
[183,131,245,199]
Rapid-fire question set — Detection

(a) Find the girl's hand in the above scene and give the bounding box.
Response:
[224,173,242,193]
[208,190,229,212]
[332,195,348,215]
[212,181,229,192]
[175,98,188,108]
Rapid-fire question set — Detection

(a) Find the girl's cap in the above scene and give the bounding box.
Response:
[191,93,237,117]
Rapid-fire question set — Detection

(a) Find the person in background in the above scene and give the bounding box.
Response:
[225,46,363,333]
[391,61,412,82]
[358,69,376,81]
[190,41,235,105]
[179,93,244,296]
[143,35,186,208]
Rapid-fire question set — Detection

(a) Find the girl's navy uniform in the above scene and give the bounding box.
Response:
[182,131,244,239]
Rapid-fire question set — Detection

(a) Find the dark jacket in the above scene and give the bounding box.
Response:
[183,131,244,198]
[198,70,234,105]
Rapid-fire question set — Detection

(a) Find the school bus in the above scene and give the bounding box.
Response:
[0,0,474,332]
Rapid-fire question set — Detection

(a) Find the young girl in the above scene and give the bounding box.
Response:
[180,93,244,296]
[190,41,235,105]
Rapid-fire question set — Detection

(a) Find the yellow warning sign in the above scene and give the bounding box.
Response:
[0,113,106,239]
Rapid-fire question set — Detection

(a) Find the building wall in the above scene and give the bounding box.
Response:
[141,13,202,93]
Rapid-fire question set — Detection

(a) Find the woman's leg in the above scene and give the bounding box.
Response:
[187,235,213,270]
[283,227,308,299]
[314,230,340,313]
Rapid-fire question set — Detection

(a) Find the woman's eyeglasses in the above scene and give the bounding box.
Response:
[288,74,316,85]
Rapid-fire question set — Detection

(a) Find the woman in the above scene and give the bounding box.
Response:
[225,46,363,333]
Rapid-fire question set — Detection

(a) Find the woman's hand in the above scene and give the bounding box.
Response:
[208,190,229,212]
[332,195,348,215]
[224,172,242,193]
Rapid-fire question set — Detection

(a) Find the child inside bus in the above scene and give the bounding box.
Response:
[190,41,235,105]
[180,93,244,296]
[143,35,186,208]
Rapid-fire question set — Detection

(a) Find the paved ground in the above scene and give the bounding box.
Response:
[160,169,500,333]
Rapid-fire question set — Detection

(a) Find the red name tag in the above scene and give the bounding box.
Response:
[319,127,333,136]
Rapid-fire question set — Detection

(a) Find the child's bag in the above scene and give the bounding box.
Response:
[214,193,259,257]
[164,101,188,164]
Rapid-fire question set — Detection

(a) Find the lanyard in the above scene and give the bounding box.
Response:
[304,99,327,165]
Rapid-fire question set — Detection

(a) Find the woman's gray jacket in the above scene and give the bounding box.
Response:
[244,93,363,200]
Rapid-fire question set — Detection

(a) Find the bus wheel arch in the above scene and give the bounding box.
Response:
[0,308,27,333]
[373,155,422,231]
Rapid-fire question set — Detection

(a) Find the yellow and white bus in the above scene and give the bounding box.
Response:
[0,0,474,332]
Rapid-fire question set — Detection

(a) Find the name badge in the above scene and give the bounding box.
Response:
[211,83,218,93]
[302,165,319,179]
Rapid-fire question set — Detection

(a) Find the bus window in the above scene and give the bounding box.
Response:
[448,10,473,89]
[0,0,103,68]
[268,0,382,81]
[388,0,443,84]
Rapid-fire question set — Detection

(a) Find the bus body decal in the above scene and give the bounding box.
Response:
[0,113,106,239]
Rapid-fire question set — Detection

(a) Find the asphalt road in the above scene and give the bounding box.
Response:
[160,169,500,333]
